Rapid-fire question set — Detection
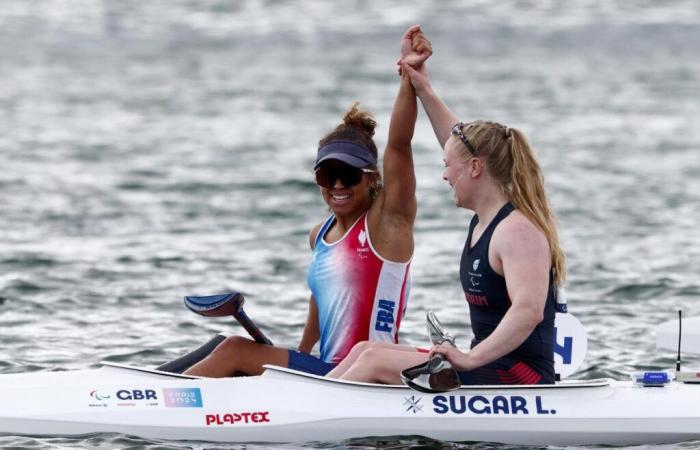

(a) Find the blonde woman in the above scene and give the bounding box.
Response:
[327,34,565,385]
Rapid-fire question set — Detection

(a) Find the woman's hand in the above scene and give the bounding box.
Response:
[429,342,472,371]
[396,25,433,75]
[401,61,431,95]
[395,25,433,93]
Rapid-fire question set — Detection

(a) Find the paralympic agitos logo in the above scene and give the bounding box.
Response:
[90,390,111,401]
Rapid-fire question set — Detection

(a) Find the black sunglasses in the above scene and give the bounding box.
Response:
[314,164,376,189]
[451,122,478,156]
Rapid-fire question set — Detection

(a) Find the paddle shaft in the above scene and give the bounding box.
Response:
[233,306,273,345]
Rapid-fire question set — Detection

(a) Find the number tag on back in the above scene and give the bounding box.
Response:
[553,312,587,379]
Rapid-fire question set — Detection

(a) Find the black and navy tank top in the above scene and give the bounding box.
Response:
[460,202,556,377]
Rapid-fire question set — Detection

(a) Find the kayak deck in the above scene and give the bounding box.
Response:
[260,364,612,389]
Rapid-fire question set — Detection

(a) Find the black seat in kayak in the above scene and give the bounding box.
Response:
[155,334,227,374]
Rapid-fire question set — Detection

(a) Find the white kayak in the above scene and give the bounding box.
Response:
[1,361,699,446]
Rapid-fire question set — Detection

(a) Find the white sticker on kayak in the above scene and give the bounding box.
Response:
[554,312,587,379]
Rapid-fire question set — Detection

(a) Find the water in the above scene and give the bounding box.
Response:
[1,0,699,448]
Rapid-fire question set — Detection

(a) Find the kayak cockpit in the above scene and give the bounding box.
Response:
[260,364,613,390]
[103,359,613,390]
[100,361,201,379]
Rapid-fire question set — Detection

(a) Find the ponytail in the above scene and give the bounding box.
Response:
[507,129,566,286]
[460,121,566,285]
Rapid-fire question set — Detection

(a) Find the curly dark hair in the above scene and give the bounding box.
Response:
[318,102,378,168]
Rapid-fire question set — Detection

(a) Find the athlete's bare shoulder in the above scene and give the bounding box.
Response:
[309,220,326,250]
[494,210,549,261]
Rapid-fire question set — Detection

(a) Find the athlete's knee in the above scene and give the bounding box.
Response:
[351,340,375,354]
[214,335,254,355]
[354,347,398,382]
[355,346,386,366]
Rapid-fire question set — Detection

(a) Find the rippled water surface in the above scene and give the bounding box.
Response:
[1,1,700,449]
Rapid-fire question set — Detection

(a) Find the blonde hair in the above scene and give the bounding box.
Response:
[457,121,566,285]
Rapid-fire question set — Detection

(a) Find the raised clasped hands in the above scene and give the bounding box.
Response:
[399,25,433,69]
[396,25,433,92]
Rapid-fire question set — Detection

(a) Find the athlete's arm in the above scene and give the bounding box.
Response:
[309,221,323,250]
[379,69,418,221]
[298,296,320,353]
[369,27,426,262]
[431,217,551,370]
[298,223,324,353]
[403,62,459,150]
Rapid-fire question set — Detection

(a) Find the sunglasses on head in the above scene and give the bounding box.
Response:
[314,164,376,189]
[451,122,478,156]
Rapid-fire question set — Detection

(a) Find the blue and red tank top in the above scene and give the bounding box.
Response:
[460,202,556,383]
[307,213,411,363]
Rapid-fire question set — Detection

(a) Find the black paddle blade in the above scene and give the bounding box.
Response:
[401,360,461,393]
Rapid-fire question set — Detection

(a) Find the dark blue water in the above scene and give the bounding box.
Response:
[1,1,699,448]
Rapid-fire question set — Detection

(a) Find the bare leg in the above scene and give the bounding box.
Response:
[339,347,428,384]
[184,336,289,378]
[327,341,422,379]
